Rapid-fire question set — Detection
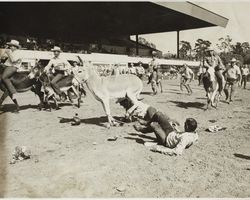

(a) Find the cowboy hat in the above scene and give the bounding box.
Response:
[230,58,237,62]
[6,40,21,48]
[51,46,62,52]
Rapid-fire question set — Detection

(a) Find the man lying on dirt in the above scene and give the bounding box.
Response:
[117,99,198,156]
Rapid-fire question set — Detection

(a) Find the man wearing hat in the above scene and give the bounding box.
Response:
[204,47,225,95]
[241,64,249,89]
[44,46,71,101]
[129,63,136,75]
[136,62,145,80]
[224,58,241,103]
[1,40,22,101]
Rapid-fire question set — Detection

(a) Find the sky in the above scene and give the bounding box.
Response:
[132,2,250,54]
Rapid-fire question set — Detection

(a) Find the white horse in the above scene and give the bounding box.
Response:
[78,63,143,127]
[202,67,224,109]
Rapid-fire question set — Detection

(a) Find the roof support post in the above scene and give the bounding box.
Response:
[177,30,180,59]
[136,34,139,56]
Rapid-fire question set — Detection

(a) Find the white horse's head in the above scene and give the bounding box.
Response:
[77,61,94,82]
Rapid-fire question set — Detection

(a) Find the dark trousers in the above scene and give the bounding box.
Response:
[182,76,192,93]
[1,65,17,95]
[241,75,247,89]
[136,112,174,146]
[224,78,236,101]
[51,72,65,95]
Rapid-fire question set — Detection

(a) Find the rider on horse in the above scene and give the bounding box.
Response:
[44,46,71,101]
[0,40,22,102]
[204,47,225,95]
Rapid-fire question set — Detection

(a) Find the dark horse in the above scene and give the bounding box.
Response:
[29,67,86,111]
[0,65,45,112]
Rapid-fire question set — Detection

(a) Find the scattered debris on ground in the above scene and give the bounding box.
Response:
[206,125,227,132]
[10,146,31,164]
[71,113,81,126]
[107,136,118,141]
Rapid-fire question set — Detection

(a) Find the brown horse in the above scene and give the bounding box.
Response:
[0,65,45,112]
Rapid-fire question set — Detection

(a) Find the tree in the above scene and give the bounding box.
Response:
[179,40,192,59]
[232,42,243,56]
[216,35,233,53]
[241,42,250,54]
[194,39,211,61]
[138,37,157,50]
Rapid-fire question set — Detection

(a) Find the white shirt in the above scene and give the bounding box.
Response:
[132,101,150,118]
[183,67,194,79]
[129,67,136,74]
[44,56,71,71]
[151,131,198,156]
[4,50,22,69]
[242,68,249,76]
[226,64,241,79]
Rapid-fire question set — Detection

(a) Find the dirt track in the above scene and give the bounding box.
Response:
[0,79,250,197]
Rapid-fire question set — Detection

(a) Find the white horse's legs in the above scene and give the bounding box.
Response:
[101,99,118,127]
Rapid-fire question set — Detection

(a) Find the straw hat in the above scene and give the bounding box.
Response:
[6,40,21,48]
[51,46,62,52]
[230,58,237,62]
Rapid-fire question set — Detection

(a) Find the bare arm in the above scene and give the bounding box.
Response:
[44,60,53,72]
[5,50,21,65]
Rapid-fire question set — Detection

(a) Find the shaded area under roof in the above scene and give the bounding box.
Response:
[0,2,228,42]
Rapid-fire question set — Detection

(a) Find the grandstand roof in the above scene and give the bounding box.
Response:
[0,2,228,41]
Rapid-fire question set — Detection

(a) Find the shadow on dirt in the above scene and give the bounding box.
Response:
[0,104,39,114]
[141,91,153,96]
[58,115,127,127]
[123,136,145,145]
[169,100,206,110]
[128,133,156,141]
[234,153,250,160]
[0,102,75,114]
[165,91,183,95]
[196,97,207,100]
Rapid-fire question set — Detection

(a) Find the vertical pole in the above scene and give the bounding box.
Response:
[177,30,180,59]
[136,34,139,56]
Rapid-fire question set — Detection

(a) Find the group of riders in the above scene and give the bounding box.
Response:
[0,40,85,112]
[179,47,245,105]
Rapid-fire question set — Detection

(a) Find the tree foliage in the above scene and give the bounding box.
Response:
[216,35,233,53]
[179,40,192,59]
[194,39,211,61]
[138,37,156,49]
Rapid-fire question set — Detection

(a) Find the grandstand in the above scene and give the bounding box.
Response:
[0,2,228,70]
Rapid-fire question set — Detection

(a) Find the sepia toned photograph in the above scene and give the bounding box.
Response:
[0,1,249,198]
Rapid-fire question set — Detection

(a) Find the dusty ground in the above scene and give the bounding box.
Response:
[0,78,250,198]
